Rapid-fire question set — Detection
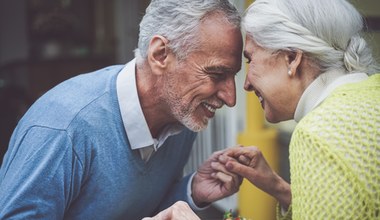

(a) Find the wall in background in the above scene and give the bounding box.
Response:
[350,0,380,63]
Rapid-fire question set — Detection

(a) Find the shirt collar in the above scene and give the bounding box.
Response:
[116,59,183,151]
[294,70,368,122]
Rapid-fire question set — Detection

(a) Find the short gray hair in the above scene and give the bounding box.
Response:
[135,0,241,63]
[243,0,379,74]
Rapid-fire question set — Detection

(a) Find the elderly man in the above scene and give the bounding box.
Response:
[0,0,243,219]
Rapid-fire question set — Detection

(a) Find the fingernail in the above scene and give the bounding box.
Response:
[226,162,233,170]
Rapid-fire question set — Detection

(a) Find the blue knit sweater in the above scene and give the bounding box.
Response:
[0,66,197,219]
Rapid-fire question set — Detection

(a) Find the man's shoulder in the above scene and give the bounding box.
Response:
[20,65,126,131]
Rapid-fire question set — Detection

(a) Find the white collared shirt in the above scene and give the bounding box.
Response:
[294,70,368,122]
[116,59,204,210]
[116,59,183,162]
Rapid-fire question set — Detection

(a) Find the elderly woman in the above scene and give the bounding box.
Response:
[221,0,380,219]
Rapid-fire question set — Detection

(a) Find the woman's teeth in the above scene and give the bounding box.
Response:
[255,91,263,103]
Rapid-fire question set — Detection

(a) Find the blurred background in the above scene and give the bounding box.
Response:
[0,0,379,219]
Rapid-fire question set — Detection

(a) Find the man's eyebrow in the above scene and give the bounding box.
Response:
[204,65,235,73]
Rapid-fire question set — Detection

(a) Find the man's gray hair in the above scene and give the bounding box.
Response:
[243,0,379,74]
[135,0,241,63]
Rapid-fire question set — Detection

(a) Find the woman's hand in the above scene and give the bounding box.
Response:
[220,146,292,210]
[191,148,243,206]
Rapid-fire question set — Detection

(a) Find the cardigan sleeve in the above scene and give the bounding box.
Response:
[289,125,373,219]
[276,203,292,220]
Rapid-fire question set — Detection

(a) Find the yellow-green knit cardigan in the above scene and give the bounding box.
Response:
[278,74,380,220]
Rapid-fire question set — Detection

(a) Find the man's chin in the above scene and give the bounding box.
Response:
[183,119,209,132]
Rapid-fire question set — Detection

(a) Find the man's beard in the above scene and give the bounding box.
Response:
[177,107,209,132]
[162,79,209,132]
[166,92,209,132]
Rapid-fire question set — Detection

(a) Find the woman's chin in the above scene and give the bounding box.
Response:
[264,113,280,124]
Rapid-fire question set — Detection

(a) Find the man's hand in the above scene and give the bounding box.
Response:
[191,147,243,206]
[221,146,291,210]
[142,201,200,220]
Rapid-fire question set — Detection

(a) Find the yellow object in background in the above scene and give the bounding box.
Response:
[237,0,280,214]
[237,92,279,220]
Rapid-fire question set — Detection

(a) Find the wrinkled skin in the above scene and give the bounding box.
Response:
[191,148,243,206]
[220,146,292,210]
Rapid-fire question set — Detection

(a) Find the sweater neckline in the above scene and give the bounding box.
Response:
[294,70,368,122]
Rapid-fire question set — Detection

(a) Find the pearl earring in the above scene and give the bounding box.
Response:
[288,69,292,76]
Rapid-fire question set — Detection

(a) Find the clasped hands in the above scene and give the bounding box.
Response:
[145,145,291,220]
[192,145,291,210]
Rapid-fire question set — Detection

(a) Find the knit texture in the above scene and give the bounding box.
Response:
[277,74,380,220]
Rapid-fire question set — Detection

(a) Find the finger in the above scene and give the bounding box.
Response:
[172,201,192,211]
[213,168,242,190]
[171,201,200,220]
[208,150,225,162]
[238,155,251,166]
[211,161,235,177]
[213,171,233,183]
[227,147,262,168]
[225,160,255,178]
[153,201,192,220]
[214,172,241,194]
[218,154,237,164]
[212,149,226,157]
[224,146,258,159]
[243,149,264,168]
[223,145,244,156]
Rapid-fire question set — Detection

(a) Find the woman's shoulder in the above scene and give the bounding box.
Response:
[293,75,379,151]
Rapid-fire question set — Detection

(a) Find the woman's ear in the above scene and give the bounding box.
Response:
[285,50,303,77]
[147,35,171,75]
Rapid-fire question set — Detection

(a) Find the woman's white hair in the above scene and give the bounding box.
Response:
[243,0,379,74]
[135,0,241,64]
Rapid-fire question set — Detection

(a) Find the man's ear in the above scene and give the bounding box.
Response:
[147,35,171,75]
[285,50,303,77]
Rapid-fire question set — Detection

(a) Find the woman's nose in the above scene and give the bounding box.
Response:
[244,78,254,91]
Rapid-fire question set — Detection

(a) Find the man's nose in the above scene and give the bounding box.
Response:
[218,77,236,107]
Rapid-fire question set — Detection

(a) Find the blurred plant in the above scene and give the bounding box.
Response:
[223,210,249,220]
